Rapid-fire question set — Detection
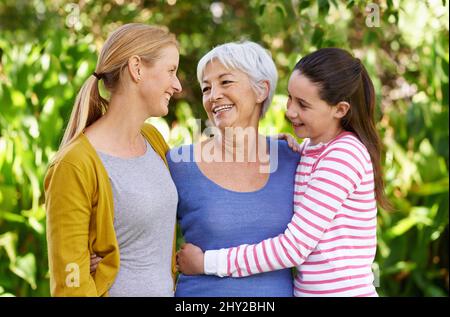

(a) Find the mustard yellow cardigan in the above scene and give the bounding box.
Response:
[44,123,177,296]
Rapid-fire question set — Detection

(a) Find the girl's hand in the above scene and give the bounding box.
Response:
[90,253,103,273]
[176,243,205,275]
[276,133,302,153]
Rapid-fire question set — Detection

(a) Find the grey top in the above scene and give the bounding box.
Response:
[97,139,178,297]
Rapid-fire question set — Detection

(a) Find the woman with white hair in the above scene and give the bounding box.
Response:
[167,41,300,296]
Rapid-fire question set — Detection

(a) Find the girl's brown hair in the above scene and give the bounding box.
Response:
[294,48,391,210]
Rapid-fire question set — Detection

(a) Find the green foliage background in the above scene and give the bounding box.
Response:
[0,0,448,297]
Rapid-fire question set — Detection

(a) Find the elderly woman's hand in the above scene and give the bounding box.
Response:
[276,133,302,153]
[176,243,205,275]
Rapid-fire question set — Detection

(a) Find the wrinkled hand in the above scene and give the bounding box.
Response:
[176,243,205,275]
[276,133,301,153]
[90,253,103,273]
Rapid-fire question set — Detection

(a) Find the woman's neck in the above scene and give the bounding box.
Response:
[213,126,267,163]
[86,93,148,154]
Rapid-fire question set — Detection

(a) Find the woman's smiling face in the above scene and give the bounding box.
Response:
[201,61,261,130]
[139,45,182,117]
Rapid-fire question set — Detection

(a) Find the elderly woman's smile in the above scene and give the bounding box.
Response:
[201,61,262,129]
[212,104,234,114]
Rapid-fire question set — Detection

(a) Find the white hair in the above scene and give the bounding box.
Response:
[196,41,278,118]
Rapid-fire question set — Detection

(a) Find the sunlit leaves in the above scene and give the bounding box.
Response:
[9,253,37,290]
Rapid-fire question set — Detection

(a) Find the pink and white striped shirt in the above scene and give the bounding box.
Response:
[204,131,378,297]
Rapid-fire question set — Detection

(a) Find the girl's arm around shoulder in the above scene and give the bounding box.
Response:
[202,138,366,278]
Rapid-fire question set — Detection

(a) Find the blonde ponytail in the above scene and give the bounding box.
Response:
[59,76,107,149]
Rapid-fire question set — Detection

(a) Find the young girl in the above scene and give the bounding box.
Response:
[176,47,390,297]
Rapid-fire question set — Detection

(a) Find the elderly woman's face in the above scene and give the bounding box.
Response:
[201,61,260,129]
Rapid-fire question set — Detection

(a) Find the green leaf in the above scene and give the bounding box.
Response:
[0,232,17,263]
[385,217,417,239]
[383,261,417,275]
[318,0,330,16]
[275,4,287,17]
[75,60,89,79]
[11,90,26,108]
[259,3,266,16]
[0,210,26,223]
[299,0,311,10]
[410,178,449,196]
[385,206,435,239]
[346,0,355,9]
[424,284,447,297]
[0,286,15,297]
[312,26,324,47]
[0,186,19,210]
[9,253,37,289]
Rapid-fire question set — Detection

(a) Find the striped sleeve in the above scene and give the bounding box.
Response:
[204,142,365,277]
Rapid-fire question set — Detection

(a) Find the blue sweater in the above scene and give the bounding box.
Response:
[167,138,300,297]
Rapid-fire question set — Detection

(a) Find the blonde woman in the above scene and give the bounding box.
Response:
[44,23,182,296]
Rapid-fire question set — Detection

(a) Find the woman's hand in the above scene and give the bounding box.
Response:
[275,133,302,153]
[90,253,103,273]
[176,243,205,275]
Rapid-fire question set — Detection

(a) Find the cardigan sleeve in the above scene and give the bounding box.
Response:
[44,161,98,296]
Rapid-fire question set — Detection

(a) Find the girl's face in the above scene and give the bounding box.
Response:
[201,61,261,130]
[139,45,182,117]
[285,70,342,145]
